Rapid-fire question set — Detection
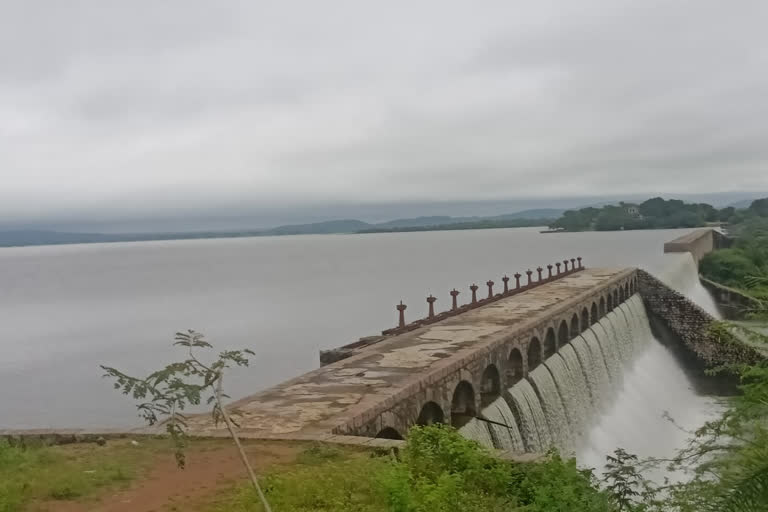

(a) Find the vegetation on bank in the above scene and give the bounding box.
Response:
[0,438,162,511]
[549,197,764,232]
[700,211,768,303]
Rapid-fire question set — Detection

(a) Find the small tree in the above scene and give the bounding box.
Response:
[101,330,272,511]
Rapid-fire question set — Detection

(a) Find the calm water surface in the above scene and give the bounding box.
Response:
[0,227,704,429]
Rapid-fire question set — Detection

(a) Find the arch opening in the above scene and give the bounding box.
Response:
[580,308,589,332]
[376,427,403,440]
[590,302,598,325]
[527,337,542,372]
[416,401,445,426]
[599,297,606,317]
[613,290,619,307]
[607,293,614,311]
[544,328,557,358]
[570,314,580,339]
[508,348,523,386]
[558,320,570,347]
[451,381,476,428]
[480,364,501,407]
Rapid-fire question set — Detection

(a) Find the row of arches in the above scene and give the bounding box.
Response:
[375,274,639,440]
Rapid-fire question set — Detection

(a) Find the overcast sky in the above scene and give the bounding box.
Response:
[2,0,768,223]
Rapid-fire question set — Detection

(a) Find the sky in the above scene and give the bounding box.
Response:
[2,0,768,229]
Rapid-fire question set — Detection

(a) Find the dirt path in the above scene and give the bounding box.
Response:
[38,441,302,512]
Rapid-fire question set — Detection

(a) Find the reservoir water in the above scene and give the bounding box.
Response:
[0,226,720,465]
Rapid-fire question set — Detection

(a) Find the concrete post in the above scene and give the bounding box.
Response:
[450,289,460,310]
[502,275,510,293]
[470,284,478,303]
[397,301,407,327]
[571,258,576,271]
[427,295,436,318]
[486,280,494,298]
[563,259,569,272]
[547,264,553,279]
[577,257,583,269]
[556,262,561,274]
[526,270,533,286]
[537,267,543,281]
[514,273,521,289]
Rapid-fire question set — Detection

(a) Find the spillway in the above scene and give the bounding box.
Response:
[455,253,722,485]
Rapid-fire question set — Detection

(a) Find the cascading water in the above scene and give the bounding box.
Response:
[459,295,670,456]
[656,252,721,318]
[552,347,593,434]
[528,364,574,453]
[480,396,525,452]
[507,379,551,451]
[458,417,495,449]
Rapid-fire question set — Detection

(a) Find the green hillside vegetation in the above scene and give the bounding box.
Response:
[549,197,736,232]
[700,201,768,302]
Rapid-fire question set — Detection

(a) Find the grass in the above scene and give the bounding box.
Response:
[0,437,164,511]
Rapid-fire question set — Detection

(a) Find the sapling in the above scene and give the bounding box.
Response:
[101,330,272,511]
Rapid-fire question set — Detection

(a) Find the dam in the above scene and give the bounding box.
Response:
[175,229,760,456]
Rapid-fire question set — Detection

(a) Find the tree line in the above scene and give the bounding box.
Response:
[549,197,768,232]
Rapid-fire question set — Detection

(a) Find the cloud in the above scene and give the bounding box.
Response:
[2,0,767,221]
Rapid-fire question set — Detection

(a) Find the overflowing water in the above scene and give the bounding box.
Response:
[480,396,525,452]
[458,294,717,473]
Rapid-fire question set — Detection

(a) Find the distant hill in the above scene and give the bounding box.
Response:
[0,207,563,248]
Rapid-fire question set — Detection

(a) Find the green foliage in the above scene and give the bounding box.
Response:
[101,330,254,469]
[700,249,761,287]
[207,425,616,512]
[549,197,723,232]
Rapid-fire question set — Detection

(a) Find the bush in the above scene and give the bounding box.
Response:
[208,425,616,512]
[700,249,761,287]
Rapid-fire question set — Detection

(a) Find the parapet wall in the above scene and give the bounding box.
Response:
[663,228,731,264]
[637,270,762,366]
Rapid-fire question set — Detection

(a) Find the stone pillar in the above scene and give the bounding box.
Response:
[470,284,478,303]
[502,275,510,293]
[526,269,533,286]
[450,289,460,310]
[563,259,569,272]
[570,258,576,271]
[577,257,583,269]
[547,264,553,279]
[397,301,407,327]
[514,273,521,289]
[427,295,436,318]
[486,280,494,298]
[537,267,543,281]
[556,262,561,275]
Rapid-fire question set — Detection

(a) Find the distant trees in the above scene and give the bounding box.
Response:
[549,196,760,232]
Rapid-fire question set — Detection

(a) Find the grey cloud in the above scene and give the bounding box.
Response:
[1,0,768,221]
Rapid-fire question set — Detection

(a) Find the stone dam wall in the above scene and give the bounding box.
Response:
[663,228,731,264]
[638,269,762,366]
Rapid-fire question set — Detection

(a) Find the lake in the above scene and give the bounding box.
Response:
[0,227,708,430]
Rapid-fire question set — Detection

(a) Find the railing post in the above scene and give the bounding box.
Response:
[470,284,478,304]
[486,280,494,298]
[526,269,533,286]
[427,295,436,318]
[547,264,553,279]
[450,289,460,310]
[514,273,521,289]
[537,267,543,282]
[577,256,583,269]
[570,258,576,271]
[397,301,407,328]
[563,259,569,272]
[502,275,510,293]
[556,262,561,275]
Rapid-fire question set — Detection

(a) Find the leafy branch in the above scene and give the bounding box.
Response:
[101,330,271,511]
